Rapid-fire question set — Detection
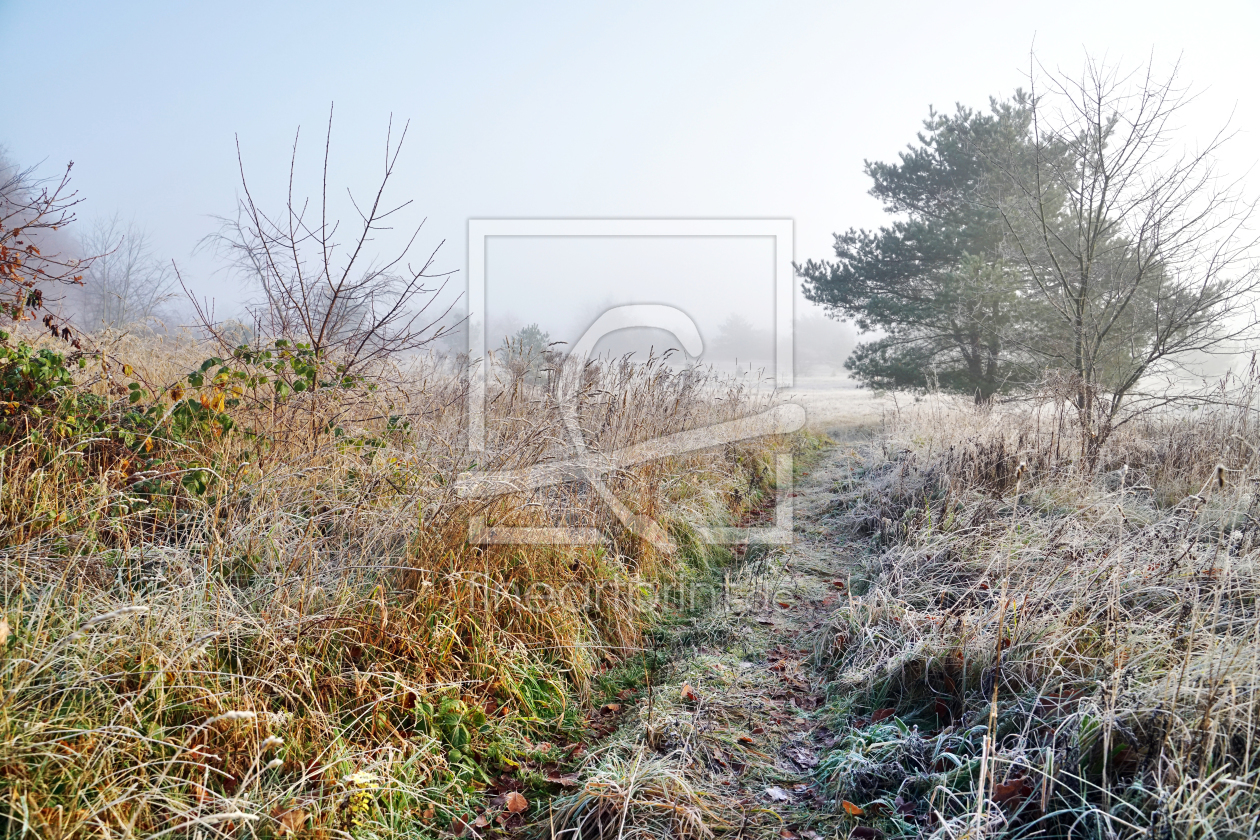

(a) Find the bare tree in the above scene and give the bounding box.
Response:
[997,55,1260,454]
[76,214,176,330]
[0,151,92,338]
[200,107,456,369]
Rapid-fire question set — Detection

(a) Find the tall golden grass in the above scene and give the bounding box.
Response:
[0,329,784,838]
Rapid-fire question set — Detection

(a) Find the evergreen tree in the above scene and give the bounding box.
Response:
[799,96,1039,401]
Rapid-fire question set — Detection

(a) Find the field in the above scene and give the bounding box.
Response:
[0,332,789,838]
[2,327,1258,840]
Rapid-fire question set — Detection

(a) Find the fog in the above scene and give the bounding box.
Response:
[2,1,1257,383]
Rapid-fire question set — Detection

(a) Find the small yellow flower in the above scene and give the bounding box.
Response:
[342,772,379,828]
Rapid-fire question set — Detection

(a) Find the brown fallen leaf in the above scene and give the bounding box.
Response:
[780,830,797,839]
[680,684,700,703]
[737,735,755,744]
[533,741,554,752]
[777,601,792,608]
[472,814,490,828]
[870,708,895,723]
[600,703,621,713]
[505,791,529,814]
[841,800,864,816]
[451,816,470,837]
[271,806,308,836]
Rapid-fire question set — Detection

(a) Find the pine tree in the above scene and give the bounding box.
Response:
[799,96,1040,401]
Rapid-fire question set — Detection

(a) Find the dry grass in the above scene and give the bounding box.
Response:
[0,329,786,838]
[813,372,1260,838]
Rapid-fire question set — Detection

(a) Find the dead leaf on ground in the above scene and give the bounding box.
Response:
[785,745,818,769]
[993,776,1033,805]
[600,703,621,713]
[849,828,884,840]
[270,806,308,836]
[870,708,895,723]
[764,786,790,802]
[505,791,529,814]
[841,800,864,816]
[680,684,700,703]
[472,815,490,828]
[780,830,797,839]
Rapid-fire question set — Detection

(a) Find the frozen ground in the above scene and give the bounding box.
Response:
[784,376,895,433]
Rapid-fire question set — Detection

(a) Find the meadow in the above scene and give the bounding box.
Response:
[811,371,1260,838]
[0,329,786,838]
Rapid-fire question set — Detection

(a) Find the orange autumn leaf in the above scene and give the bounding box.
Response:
[993,776,1033,804]
[842,800,864,816]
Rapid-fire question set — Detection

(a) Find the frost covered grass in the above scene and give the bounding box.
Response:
[0,330,786,838]
[813,373,1260,838]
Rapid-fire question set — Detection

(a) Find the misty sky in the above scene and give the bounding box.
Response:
[2,1,1257,368]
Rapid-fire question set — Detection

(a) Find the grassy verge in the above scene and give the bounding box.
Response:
[809,380,1260,839]
[0,330,788,839]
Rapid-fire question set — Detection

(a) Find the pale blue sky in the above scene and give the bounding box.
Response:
[2,0,1257,349]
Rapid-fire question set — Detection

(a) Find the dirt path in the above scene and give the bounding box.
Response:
[543,439,864,839]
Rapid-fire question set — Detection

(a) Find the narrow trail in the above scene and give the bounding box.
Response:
[543,438,866,839]
[683,437,861,835]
